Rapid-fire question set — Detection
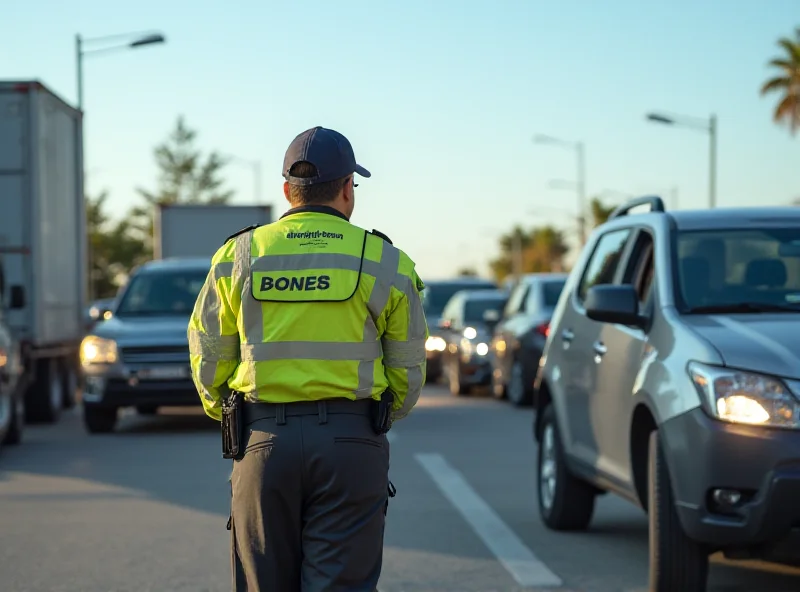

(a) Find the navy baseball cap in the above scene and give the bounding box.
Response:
[283,126,371,186]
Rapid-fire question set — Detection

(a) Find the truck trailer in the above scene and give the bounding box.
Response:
[153,203,273,259]
[0,80,86,425]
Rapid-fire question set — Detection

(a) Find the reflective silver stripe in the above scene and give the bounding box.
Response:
[213,261,234,281]
[382,339,426,368]
[233,231,258,388]
[188,329,239,361]
[393,365,423,420]
[195,266,223,386]
[355,241,401,396]
[251,253,362,273]
[240,340,382,362]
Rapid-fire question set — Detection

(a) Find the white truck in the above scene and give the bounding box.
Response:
[153,203,273,259]
[0,80,86,425]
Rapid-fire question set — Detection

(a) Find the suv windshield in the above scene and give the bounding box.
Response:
[422,282,495,317]
[677,227,800,312]
[116,269,208,317]
[542,279,566,307]
[464,297,507,323]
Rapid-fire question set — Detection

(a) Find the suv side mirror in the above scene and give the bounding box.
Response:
[9,285,25,309]
[585,284,642,327]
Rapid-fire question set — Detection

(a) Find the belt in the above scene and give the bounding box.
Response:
[242,397,372,426]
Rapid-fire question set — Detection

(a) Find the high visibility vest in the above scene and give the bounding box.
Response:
[188,208,429,421]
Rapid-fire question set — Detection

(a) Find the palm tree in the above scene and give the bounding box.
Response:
[760,27,800,135]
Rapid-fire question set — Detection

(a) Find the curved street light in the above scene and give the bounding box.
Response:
[532,134,587,246]
[76,29,166,301]
[645,111,717,209]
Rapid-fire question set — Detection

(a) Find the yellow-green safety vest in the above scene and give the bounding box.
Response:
[188,208,429,422]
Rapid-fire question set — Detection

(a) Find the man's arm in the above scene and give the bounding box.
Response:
[188,244,241,421]
[381,264,429,421]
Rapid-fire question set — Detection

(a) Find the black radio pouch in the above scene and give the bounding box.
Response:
[221,391,245,460]
[371,389,394,435]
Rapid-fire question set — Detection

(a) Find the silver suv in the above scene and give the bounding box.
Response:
[533,196,800,592]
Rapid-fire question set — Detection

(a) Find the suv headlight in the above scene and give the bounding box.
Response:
[80,336,118,365]
[688,362,800,428]
[425,336,446,352]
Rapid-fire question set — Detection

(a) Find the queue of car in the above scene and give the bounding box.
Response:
[424,197,800,591]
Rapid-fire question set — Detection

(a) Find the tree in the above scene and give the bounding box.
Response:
[131,116,235,253]
[86,191,149,299]
[760,27,800,136]
[457,267,478,277]
[589,197,616,227]
[489,225,569,282]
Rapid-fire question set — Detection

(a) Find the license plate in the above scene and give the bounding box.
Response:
[137,366,188,380]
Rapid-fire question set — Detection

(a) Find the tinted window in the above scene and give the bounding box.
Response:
[422,281,495,317]
[676,227,800,310]
[464,298,507,323]
[577,229,632,302]
[116,269,208,317]
[542,279,566,307]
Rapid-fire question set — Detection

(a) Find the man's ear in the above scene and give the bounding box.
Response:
[283,182,291,203]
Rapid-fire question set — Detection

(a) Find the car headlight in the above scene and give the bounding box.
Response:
[425,336,446,352]
[463,326,477,339]
[80,336,118,365]
[475,342,489,356]
[688,362,800,428]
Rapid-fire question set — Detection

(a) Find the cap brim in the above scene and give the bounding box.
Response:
[355,164,371,178]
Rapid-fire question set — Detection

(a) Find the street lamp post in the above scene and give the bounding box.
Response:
[533,134,587,246]
[645,112,717,209]
[76,30,166,302]
[225,155,263,203]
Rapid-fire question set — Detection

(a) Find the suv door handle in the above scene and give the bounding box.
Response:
[561,329,575,342]
[593,341,607,356]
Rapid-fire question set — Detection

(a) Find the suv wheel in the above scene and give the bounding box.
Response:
[648,430,709,591]
[448,360,470,396]
[507,360,531,406]
[83,405,118,434]
[537,404,596,530]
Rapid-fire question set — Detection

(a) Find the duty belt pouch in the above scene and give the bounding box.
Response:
[371,389,394,435]
[221,391,244,460]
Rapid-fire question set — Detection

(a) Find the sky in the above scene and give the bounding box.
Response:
[2,0,799,280]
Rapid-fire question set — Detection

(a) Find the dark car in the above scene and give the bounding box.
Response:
[436,289,507,396]
[422,278,497,382]
[79,258,210,433]
[490,273,567,406]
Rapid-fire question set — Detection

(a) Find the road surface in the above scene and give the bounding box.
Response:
[1,383,799,592]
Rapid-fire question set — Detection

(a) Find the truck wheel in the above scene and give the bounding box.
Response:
[2,391,24,445]
[648,430,709,591]
[83,404,118,434]
[60,357,78,409]
[537,404,596,530]
[25,358,62,424]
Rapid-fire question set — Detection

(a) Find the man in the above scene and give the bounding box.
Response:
[188,126,428,592]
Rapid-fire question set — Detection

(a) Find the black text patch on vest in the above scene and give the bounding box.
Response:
[259,275,331,292]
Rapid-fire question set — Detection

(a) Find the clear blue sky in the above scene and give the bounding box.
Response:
[3,0,798,279]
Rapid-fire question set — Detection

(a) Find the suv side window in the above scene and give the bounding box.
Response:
[503,282,528,317]
[441,294,461,326]
[622,231,655,310]
[577,229,632,303]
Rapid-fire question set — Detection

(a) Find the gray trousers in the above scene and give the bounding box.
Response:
[229,398,390,592]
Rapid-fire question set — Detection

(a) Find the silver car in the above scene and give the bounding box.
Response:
[80,258,210,433]
[534,196,800,591]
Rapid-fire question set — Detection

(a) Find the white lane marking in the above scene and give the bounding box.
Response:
[415,452,563,588]
[386,431,397,444]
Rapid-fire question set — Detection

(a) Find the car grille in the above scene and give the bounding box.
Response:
[120,345,190,365]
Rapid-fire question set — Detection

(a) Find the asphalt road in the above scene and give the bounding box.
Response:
[2,383,800,592]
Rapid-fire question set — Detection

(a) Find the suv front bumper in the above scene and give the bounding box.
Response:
[661,407,800,558]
